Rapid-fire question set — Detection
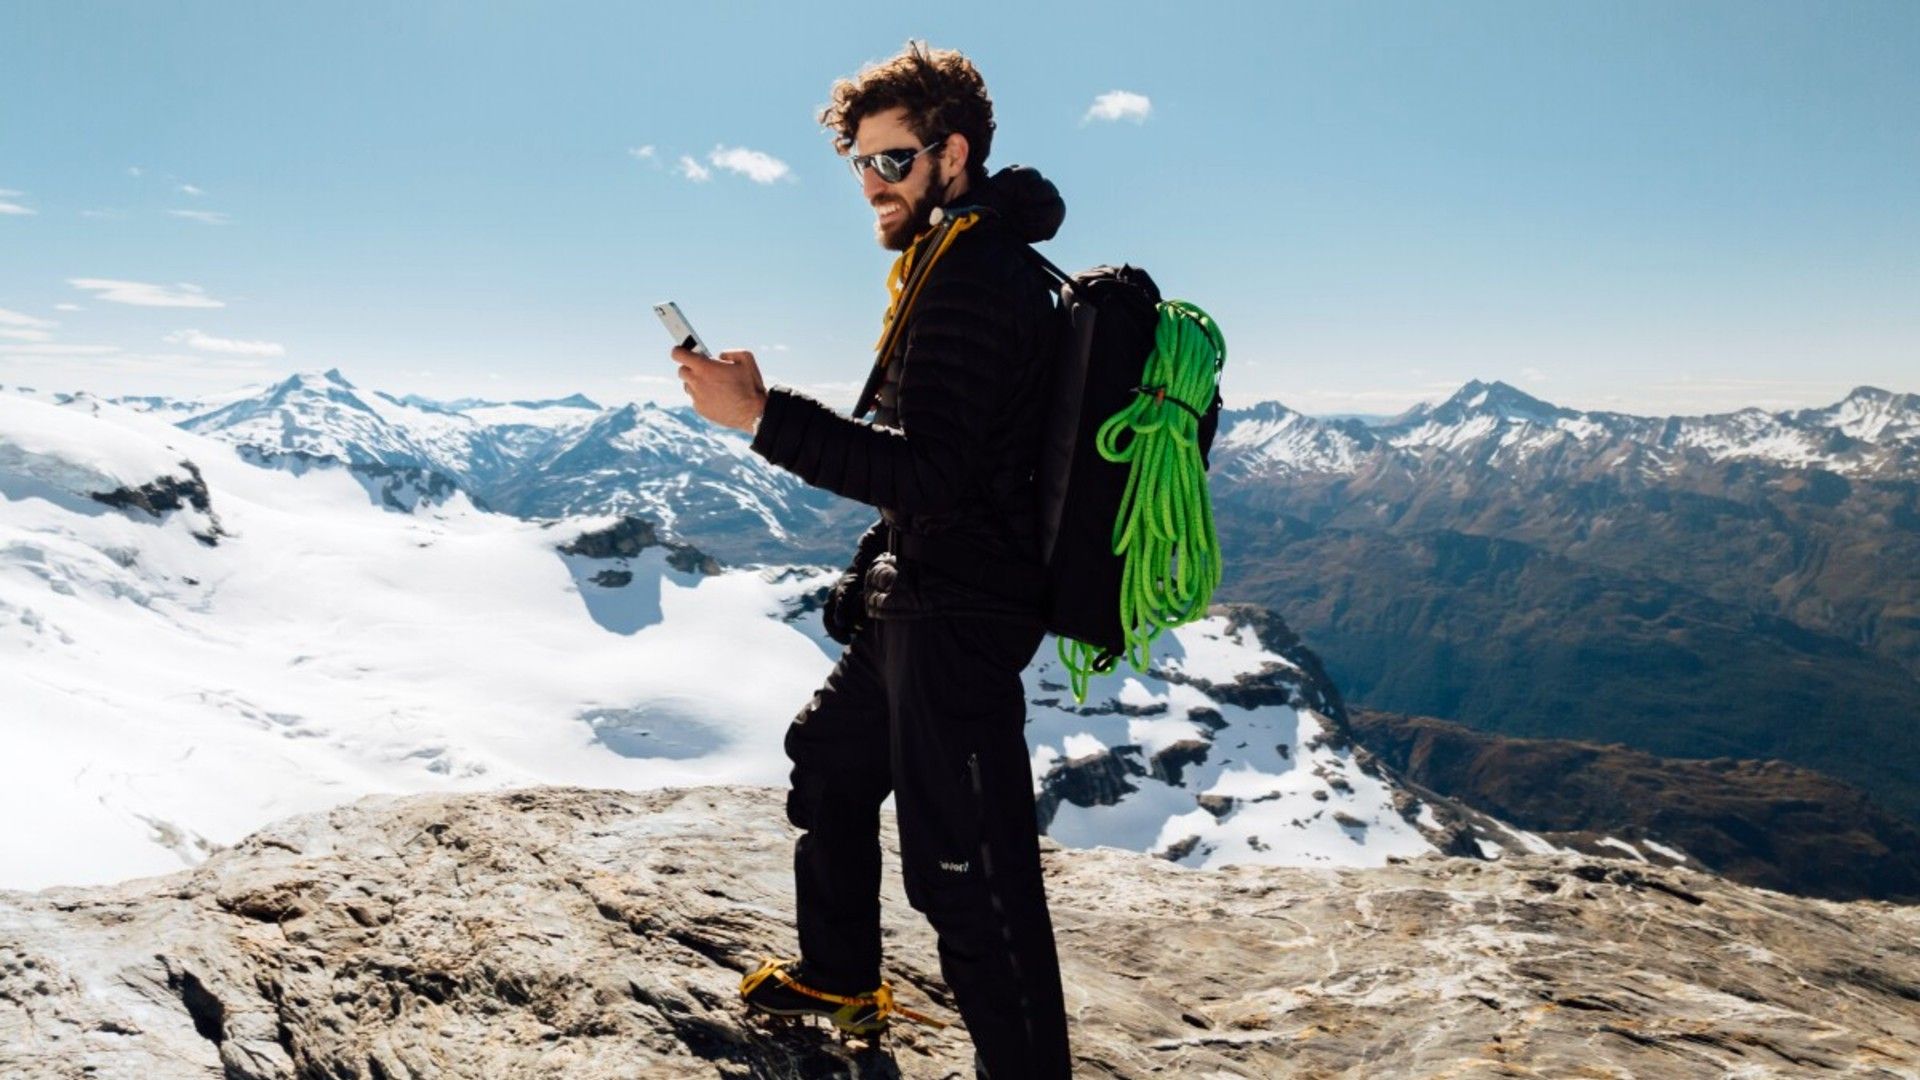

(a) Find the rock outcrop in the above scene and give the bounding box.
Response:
[3,786,1917,1078]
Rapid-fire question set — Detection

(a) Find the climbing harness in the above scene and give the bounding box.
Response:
[1058,300,1227,701]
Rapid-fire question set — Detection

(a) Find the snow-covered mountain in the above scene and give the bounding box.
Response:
[148,370,860,563]
[176,369,512,488]
[3,387,1519,891]
[483,400,861,561]
[1216,379,1920,480]
[1025,609,1451,869]
[107,370,1920,565]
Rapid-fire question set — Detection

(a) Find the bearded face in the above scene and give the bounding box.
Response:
[852,107,966,252]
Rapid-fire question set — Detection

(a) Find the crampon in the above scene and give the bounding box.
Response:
[739,957,948,1037]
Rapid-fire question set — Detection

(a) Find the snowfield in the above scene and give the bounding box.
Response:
[3,386,1446,891]
[3,391,834,888]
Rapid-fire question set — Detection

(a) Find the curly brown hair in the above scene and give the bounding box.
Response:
[818,41,995,183]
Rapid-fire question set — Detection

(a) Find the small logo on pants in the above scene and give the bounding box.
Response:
[939,859,970,873]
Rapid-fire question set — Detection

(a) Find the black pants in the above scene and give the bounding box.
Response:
[784,614,1070,1079]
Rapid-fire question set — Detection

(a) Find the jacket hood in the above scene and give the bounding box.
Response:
[957,165,1065,244]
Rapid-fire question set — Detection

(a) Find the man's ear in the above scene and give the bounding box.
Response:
[943,132,970,180]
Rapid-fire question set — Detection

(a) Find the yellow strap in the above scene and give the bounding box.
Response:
[870,211,983,370]
[744,958,950,1030]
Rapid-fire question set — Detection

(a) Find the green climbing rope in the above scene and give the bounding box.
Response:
[1060,300,1227,701]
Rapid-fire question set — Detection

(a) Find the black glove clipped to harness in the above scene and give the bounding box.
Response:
[823,520,888,646]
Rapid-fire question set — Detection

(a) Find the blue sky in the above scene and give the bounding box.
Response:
[2,1,1915,416]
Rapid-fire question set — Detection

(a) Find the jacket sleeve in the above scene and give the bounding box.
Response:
[847,515,887,573]
[749,253,1021,514]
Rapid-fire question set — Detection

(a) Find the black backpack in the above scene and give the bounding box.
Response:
[1024,252,1224,684]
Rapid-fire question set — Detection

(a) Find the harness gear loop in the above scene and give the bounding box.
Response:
[740,957,950,1030]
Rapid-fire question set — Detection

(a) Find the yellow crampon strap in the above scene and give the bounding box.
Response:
[741,958,950,1030]
[871,211,984,369]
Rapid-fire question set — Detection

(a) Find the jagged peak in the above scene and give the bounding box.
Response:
[510,393,601,411]
[1439,379,1564,420]
[1223,400,1300,422]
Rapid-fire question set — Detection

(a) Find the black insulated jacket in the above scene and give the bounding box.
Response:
[750,166,1066,620]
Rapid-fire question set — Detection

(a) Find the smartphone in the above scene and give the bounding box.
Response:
[654,301,712,358]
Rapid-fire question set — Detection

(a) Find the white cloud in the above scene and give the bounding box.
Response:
[0,188,35,216]
[164,328,286,357]
[708,145,791,184]
[0,307,57,330]
[0,329,54,343]
[80,209,127,220]
[177,183,205,196]
[127,166,144,178]
[677,155,712,183]
[628,145,657,161]
[1084,90,1152,124]
[53,303,82,312]
[69,278,226,308]
[168,209,230,225]
[1521,367,1549,384]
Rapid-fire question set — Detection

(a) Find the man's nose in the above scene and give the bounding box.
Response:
[860,167,889,200]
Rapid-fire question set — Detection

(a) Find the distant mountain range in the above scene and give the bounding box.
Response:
[1207,379,1920,824]
[68,370,1920,824]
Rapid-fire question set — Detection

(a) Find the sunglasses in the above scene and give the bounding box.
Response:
[847,135,947,184]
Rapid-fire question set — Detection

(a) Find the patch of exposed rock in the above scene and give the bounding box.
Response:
[2,786,1917,1078]
[556,515,722,576]
[88,460,224,544]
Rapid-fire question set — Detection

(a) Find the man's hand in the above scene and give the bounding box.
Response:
[671,346,768,433]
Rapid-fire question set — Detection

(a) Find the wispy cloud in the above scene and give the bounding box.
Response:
[168,209,230,225]
[0,307,57,330]
[708,146,791,184]
[0,329,54,343]
[1521,367,1548,384]
[628,145,658,163]
[165,328,285,357]
[0,188,36,216]
[80,208,128,220]
[127,166,144,178]
[69,278,226,308]
[177,183,205,196]
[677,155,712,183]
[0,344,122,356]
[1084,90,1152,124]
[53,303,82,312]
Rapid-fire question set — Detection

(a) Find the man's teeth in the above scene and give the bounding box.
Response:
[877,204,902,220]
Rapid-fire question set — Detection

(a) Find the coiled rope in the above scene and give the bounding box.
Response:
[1060,300,1226,701]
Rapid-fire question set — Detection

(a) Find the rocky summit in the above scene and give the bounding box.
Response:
[2,787,1917,1079]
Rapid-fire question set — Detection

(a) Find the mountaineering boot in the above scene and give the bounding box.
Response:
[739,958,886,1036]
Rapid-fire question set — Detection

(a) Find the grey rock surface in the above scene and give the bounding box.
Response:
[2,786,1916,1079]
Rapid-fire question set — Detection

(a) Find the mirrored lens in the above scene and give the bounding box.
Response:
[848,137,943,184]
[849,149,914,183]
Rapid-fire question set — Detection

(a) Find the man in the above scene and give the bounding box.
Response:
[670,40,1071,1080]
